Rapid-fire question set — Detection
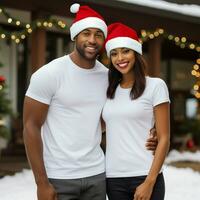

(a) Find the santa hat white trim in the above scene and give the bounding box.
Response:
[105,37,142,56]
[70,17,107,41]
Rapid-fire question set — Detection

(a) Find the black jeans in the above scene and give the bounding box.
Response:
[106,173,165,200]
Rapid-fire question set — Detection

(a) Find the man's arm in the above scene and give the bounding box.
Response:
[23,96,57,200]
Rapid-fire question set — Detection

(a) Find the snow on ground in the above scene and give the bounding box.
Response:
[165,149,200,163]
[0,170,36,199]
[0,150,200,200]
[117,0,200,17]
[164,166,200,200]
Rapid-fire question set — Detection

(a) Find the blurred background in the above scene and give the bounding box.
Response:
[0,0,200,184]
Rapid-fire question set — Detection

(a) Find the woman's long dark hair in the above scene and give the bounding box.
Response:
[107,52,147,100]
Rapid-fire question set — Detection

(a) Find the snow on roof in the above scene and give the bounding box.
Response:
[117,0,200,18]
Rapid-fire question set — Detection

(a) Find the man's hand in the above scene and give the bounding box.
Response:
[146,127,158,154]
[37,181,57,200]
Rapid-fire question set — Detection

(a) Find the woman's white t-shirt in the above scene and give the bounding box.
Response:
[102,77,170,177]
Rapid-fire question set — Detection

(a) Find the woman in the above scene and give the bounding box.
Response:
[102,23,170,200]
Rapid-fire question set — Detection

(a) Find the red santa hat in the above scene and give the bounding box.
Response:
[105,22,142,56]
[70,3,107,41]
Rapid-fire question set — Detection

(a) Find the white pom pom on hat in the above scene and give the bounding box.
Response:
[70,3,80,13]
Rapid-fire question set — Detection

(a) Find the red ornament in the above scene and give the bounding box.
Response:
[0,75,6,84]
[186,138,195,149]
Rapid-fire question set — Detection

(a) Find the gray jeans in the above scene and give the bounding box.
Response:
[49,172,106,200]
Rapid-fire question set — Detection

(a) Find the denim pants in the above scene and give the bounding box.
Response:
[106,173,165,200]
[49,172,106,200]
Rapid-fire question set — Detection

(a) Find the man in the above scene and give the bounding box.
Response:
[23,3,157,200]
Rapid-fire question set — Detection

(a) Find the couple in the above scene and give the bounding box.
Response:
[23,3,170,200]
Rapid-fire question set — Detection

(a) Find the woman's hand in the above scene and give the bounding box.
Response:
[133,180,154,200]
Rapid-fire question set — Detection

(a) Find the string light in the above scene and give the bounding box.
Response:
[139,25,199,99]
[149,34,154,39]
[158,28,164,34]
[11,35,16,40]
[141,30,147,37]
[21,34,26,39]
[43,22,48,27]
[193,84,199,91]
[193,64,199,70]
[7,18,12,23]
[16,21,21,26]
[27,28,32,33]
[48,22,53,28]
[191,56,200,98]
[180,44,185,49]
[189,43,195,49]
[174,37,180,42]
[154,31,159,37]
[168,35,173,40]
[15,38,20,43]
[0,7,67,45]
[37,22,42,27]
[26,24,30,29]
[1,34,5,39]
[181,37,186,43]
[58,21,63,26]
[61,24,66,28]
[191,70,197,76]
[195,91,200,99]
[196,47,200,52]
[196,72,200,78]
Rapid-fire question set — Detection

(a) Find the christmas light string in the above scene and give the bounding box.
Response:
[1,7,200,98]
[0,7,67,43]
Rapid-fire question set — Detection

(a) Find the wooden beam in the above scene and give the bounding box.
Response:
[30,11,47,73]
[147,38,162,77]
[30,28,46,72]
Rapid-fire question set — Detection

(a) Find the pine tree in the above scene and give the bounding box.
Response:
[0,63,11,139]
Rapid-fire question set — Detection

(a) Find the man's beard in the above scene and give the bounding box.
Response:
[76,44,99,61]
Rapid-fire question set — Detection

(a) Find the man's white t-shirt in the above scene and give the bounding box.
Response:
[26,55,108,179]
[102,77,170,178]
